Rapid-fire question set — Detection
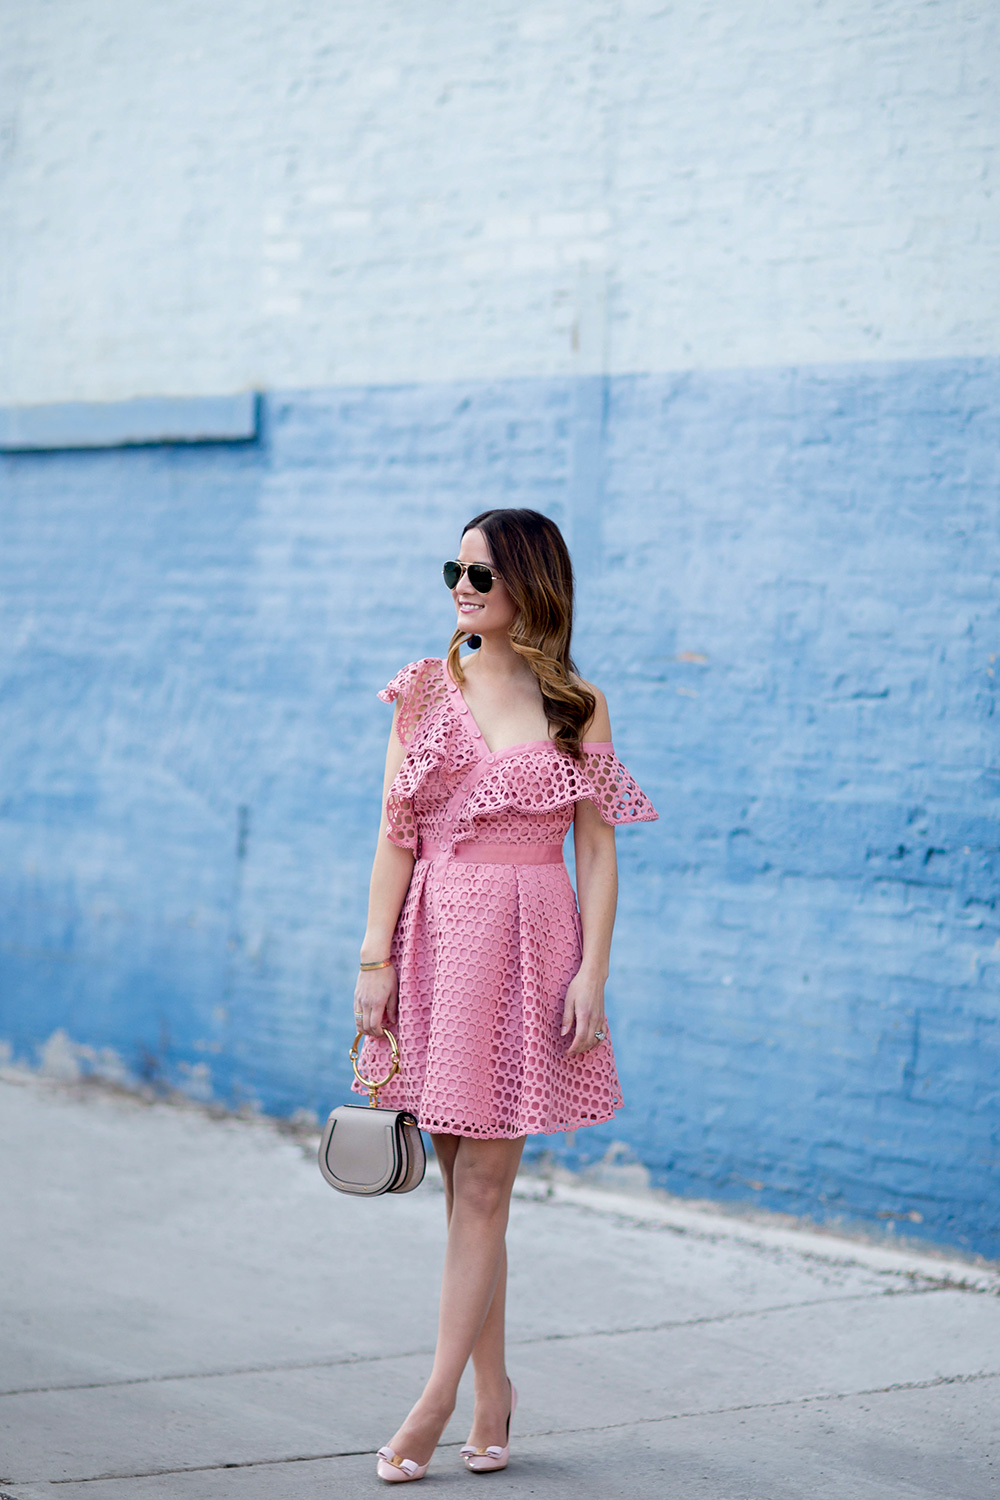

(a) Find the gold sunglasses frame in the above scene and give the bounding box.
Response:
[442,560,502,593]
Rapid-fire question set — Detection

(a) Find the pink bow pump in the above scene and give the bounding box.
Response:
[376,1445,430,1483]
[460,1382,518,1473]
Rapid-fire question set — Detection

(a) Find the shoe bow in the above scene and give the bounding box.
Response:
[377,1447,420,1476]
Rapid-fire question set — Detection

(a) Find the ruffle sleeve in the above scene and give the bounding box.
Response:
[377,658,445,746]
[378,659,477,851]
[579,743,659,825]
[452,741,657,848]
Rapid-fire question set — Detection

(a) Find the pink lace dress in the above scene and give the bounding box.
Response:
[353,658,658,1138]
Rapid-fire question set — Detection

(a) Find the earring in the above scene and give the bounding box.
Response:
[466,634,482,651]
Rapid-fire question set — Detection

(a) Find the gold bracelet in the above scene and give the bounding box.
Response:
[359,958,392,971]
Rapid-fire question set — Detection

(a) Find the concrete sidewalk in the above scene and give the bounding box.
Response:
[1,1072,997,1499]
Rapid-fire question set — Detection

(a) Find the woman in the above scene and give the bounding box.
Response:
[354,508,657,1482]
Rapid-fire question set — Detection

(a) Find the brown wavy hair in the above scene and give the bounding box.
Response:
[446,508,595,759]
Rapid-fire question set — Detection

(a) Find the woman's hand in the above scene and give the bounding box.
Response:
[354,964,399,1037]
[561,967,607,1055]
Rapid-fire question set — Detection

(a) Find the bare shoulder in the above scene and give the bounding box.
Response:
[574,677,613,742]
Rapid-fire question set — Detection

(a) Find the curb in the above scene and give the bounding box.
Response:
[507,1173,1000,1294]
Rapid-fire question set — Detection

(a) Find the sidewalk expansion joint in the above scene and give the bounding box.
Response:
[520,1366,1000,1439]
[510,1284,947,1346]
[20,1368,1000,1487]
[0,1285,947,1399]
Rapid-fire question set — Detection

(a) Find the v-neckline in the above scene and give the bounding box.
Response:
[442,659,556,760]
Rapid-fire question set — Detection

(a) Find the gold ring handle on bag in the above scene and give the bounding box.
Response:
[351,1027,401,1107]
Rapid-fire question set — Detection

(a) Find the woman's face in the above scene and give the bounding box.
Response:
[452,528,517,638]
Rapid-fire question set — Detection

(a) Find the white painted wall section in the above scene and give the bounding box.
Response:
[2,0,998,402]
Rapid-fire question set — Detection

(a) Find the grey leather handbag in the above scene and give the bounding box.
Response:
[318,1029,426,1196]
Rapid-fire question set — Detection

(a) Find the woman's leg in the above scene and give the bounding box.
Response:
[385,1133,525,1465]
[432,1136,515,1450]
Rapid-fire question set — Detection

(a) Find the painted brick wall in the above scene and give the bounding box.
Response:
[3,362,998,1257]
[2,2,998,1257]
[2,0,998,401]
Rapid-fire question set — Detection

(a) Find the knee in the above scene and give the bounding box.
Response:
[453,1162,508,1221]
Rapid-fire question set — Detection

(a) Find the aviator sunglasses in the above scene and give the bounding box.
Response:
[442,559,502,593]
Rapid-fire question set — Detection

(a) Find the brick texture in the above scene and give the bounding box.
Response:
[1,1,997,401]
[2,362,998,1257]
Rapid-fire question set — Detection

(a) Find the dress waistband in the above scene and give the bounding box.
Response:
[419,841,564,865]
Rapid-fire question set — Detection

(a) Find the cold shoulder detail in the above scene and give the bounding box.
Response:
[378,658,658,853]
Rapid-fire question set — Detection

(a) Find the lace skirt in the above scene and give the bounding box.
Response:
[353,850,624,1139]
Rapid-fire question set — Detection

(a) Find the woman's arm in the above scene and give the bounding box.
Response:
[562,687,619,1055]
[355,705,415,1036]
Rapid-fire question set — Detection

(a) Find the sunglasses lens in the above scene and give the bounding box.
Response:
[442,561,462,589]
[467,565,494,593]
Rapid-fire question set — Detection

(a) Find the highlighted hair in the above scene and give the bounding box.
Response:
[446,508,595,759]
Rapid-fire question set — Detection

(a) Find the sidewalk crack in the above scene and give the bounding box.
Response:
[0,1285,952,1400]
[510,1285,945,1346]
[15,1369,998,1487]
[521,1366,1000,1439]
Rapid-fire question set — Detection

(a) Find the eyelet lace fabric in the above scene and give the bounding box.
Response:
[354,657,658,1138]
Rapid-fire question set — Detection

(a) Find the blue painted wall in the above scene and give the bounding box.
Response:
[2,360,998,1257]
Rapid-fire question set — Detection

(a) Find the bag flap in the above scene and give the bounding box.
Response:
[319,1105,401,1195]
